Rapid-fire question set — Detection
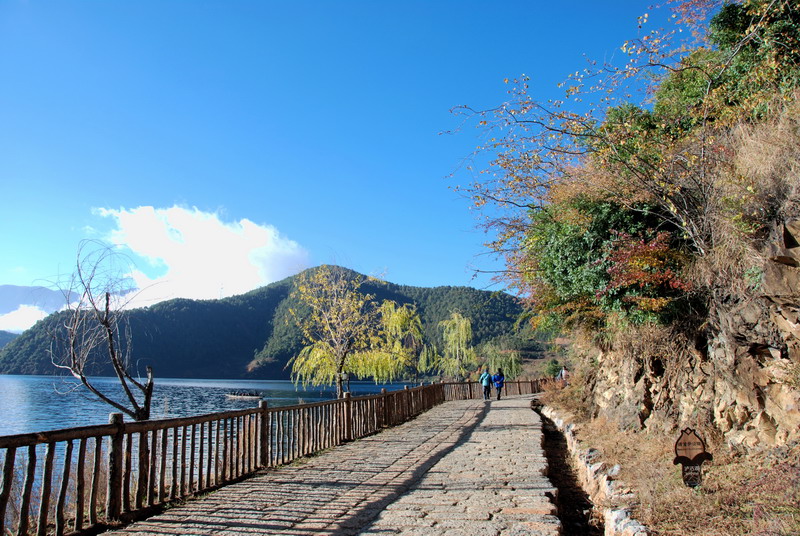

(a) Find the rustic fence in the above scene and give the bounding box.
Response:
[441,377,542,401]
[0,379,542,535]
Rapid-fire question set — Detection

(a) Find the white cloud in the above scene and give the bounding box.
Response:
[0,305,49,333]
[95,206,309,306]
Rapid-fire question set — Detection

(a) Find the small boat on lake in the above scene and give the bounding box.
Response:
[224,391,263,400]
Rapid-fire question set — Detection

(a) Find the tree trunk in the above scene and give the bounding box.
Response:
[138,367,154,421]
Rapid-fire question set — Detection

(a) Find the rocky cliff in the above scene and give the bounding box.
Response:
[577,219,800,450]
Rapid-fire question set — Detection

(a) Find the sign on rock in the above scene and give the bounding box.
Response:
[673,428,713,487]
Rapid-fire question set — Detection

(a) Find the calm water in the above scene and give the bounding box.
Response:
[0,375,408,436]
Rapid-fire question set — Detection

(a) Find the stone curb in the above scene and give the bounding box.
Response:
[539,406,649,536]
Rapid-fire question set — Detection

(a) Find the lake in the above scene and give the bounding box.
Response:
[0,375,409,436]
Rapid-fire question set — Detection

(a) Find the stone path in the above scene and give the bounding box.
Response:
[361,396,560,536]
[106,396,560,536]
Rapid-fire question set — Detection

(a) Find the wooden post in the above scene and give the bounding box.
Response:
[322,405,329,449]
[189,423,196,493]
[402,386,409,422]
[106,413,124,520]
[304,408,311,455]
[259,401,268,468]
[344,392,353,442]
[89,437,103,524]
[147,431,157,506]
[291,410,297,460]
[211,421,218,485]
[198,423,205,491]
[123,433,132,513]
[163,428,172,502]
[236,416,241,475]
[221,418,228,481]
[36,442,55,536]
[76,438,87,530]
[180,425,188,493]
[268,411,274,467]
[18,444,36,536]
[380,388,387,428]
[55,441,72,536]
[277,411,285,464]
[315,406,321,450]
[0,446,16,536]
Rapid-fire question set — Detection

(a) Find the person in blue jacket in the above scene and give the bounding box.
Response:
[492,368,505,400]
[479,368,492,400]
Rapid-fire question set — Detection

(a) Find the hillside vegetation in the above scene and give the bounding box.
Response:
[0,267,525,379]
[462,0,799,450]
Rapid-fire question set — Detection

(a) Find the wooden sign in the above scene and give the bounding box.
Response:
[673,428,712,487]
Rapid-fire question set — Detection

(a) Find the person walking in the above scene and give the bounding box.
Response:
[492,368,505,400]
[479,368,492,400]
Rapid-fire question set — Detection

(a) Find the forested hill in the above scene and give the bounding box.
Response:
[0,267,522,379]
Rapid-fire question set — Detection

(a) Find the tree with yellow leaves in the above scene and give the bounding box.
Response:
[438,312,477,380]
[289,265,422,398]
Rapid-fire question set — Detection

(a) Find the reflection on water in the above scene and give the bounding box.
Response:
[0,375,407,436]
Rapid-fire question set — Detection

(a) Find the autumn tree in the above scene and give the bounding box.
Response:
[290,265,423,398]
[438,312,477,380]
[50,240,154,421]
[454,0,800,328]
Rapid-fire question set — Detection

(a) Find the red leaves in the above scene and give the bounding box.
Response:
[600,231,692,311]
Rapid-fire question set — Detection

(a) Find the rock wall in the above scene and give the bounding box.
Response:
[582,220,800,450]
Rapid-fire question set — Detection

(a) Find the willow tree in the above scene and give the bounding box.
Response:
[417,344,442,379]
[50,240,154,421]
[290,265,423,398]
[381,299,424,376]
[482,342,523,379]
[438,312,477,380]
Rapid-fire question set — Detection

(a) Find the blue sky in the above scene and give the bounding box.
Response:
[1,1,671,330]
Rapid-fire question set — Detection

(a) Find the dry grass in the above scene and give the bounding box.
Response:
[557,410,800,535]
[539,372,594,421]
[730,96,800,220]
[692,93,800,297]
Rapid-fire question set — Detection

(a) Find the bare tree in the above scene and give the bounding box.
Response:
[50,240,154,421]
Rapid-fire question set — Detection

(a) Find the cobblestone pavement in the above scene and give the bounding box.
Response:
[360,396,560,536]
[106,396,559,536]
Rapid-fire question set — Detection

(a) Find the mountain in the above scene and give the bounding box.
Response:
[0,285,80,333]
[0,285,76,315]
[0,330,18,349]
[0,267,523,379]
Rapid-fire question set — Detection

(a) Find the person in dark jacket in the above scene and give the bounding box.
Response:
[479,368,492,400]
[492,368,505,400]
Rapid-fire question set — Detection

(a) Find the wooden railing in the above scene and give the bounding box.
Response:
[442,378,544,401]
[0,379,542,535]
